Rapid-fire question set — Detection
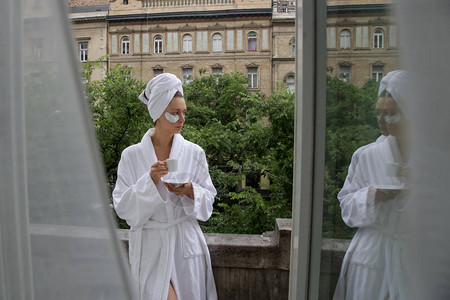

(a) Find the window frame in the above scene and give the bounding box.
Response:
[372,65,384,82]
[154,35,163,54]
[339,65,351,82]
[182,34,192,53]
[32,39,43,61]
[339,29,351,49]
[79,42,88,62]
[153,69,164,77]
[212,67,223,77]
[182,68,193,84]
[212,33,223,52]
[288,1,327,299]
[285,74,295,91]
[247,31,258,52]
[373,28,384,49]
[121,36,130,55]
[291,37,296,57]
[247,67,258,88]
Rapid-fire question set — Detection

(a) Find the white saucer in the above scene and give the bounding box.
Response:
[164,179,189,187]
[375,185,410,192]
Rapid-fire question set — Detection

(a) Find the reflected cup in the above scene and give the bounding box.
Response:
[385,163,409,177]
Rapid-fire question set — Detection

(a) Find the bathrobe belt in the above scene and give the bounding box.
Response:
[133,215,192,299]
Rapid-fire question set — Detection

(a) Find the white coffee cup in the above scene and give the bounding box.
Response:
[165,159,178,172]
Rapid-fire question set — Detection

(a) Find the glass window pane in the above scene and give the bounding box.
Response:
[182,68,193,83]
[320,3,403,299]
[183,34,192,52]
[248,32,257,51]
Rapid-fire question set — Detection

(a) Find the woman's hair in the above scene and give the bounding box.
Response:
[173,91,184,98]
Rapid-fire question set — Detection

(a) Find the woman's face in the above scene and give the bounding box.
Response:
[156,96,187,135]
[382,97,405,137]
[375,97,389,136]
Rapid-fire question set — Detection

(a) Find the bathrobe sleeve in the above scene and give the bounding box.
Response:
[112,146,165,228]
[337,146,383,228]
[181,146,216,222]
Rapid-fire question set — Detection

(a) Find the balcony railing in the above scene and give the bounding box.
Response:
[142,0,234,8]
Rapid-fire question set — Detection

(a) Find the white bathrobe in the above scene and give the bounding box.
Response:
[337,135,386,227]
[113,128,218,300]
[334,136,408,300]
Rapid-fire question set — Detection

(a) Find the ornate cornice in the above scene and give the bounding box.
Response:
[372,60,385,66]
[246,62,259,68]
[178,24,196,31]
[150,25,167,32]
[208,23,226,31]
[338,61,353,67]
[211,63,223,68]
[181,63,194,69]
[243,22,262,29]
[369,18,390,26]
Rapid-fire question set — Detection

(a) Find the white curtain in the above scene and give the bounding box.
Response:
[0,1,135,299]
[399,0,450,299]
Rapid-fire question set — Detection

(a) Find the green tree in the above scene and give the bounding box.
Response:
[85,65,148,189]
[322,75,380,238]
[182,76,295,234]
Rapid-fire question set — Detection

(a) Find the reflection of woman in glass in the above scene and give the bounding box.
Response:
[334,70,409,300]
[113,73,217,300]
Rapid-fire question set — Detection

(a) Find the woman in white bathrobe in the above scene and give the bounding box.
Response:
[334,71,410,300]
[113,73,217,300]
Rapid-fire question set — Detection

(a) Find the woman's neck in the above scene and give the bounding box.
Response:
[151,128,174,148]
[395,134,410,163]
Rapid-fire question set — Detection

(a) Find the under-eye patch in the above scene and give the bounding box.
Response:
[384,113,403,124]
[165,112,179,123]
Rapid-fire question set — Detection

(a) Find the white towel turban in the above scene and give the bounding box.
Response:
[378,70,409,114]
[138,73,184,122]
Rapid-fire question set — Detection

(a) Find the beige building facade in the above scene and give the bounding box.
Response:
[326,0,399,86]
[69,1,109,81]
[68,0,399,93]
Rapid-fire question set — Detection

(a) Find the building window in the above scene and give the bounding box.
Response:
[247,67,258,88]
[79,42,88,62]
[154,35,163,54]
[286,74,295,91]
[291,38,296,57]
[248,32,257,51]
[340,29,351,49]
[212,67,223,77]
[33,39,43,61]
[182,34,192,53]
[373,28,384,49]
[153,69,163,77]
[182,68,193,84]
[120,68,131,80]
[212,33,223,52]
[372,65,384,82]
[121,36,130,55]
[339,66,351,82]
[123,0,128,4]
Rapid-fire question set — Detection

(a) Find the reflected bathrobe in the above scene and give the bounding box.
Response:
[333,136,408,300]
[113,128,217,300]
[337,135,386,223]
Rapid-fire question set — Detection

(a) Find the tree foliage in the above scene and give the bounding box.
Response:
[182,74,294,234]
[323,75,380,238]
[85,64,381,237]
[85,65,148,188]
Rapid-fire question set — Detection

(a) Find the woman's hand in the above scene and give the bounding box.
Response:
[164,182,194,199]
[150,161,168,184]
